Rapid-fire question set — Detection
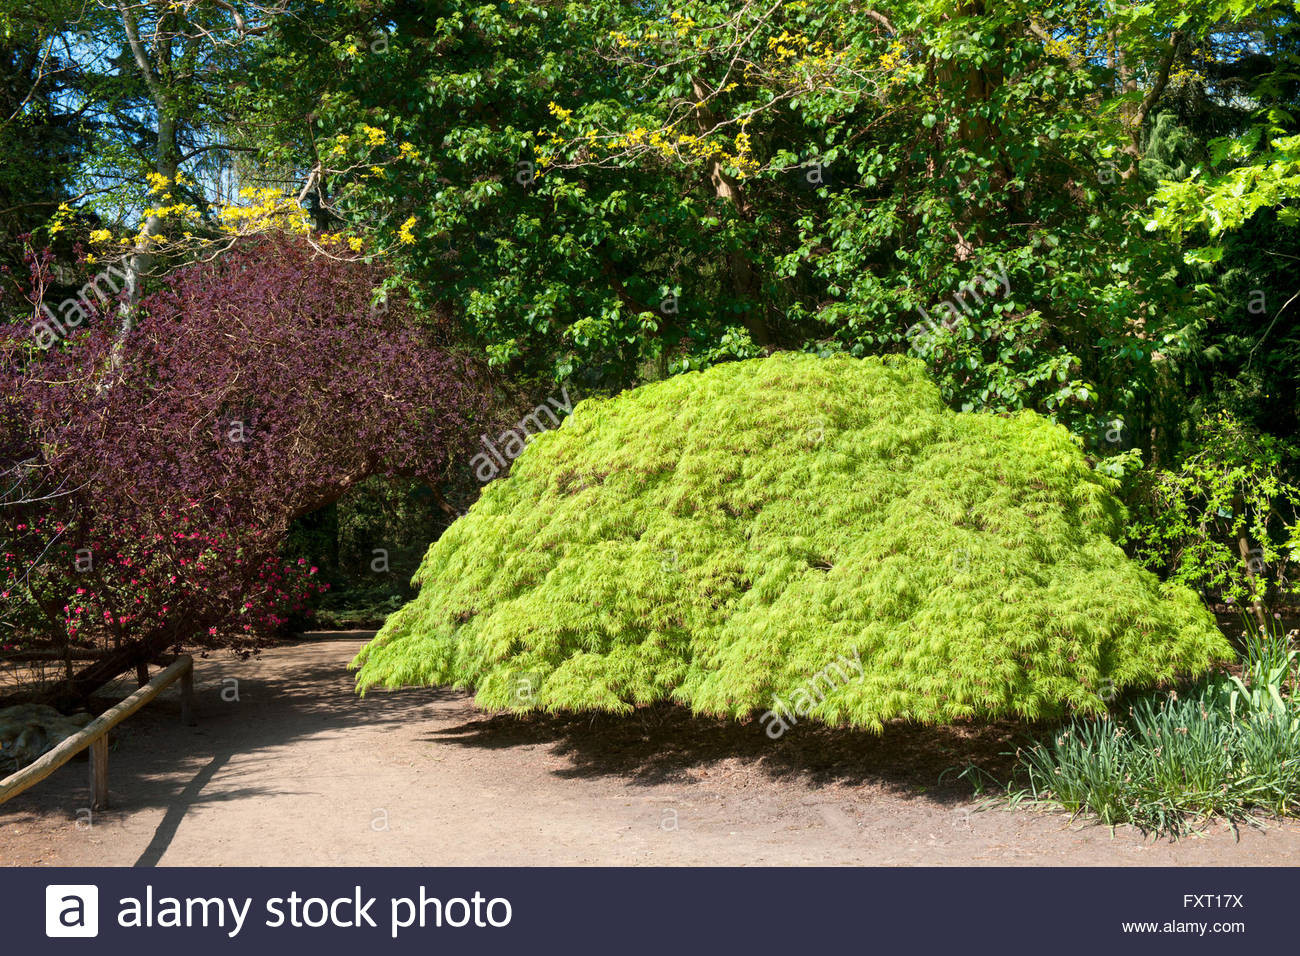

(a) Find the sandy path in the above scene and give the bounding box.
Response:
[3,632,1299,866]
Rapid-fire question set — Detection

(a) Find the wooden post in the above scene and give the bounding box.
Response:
[136,660,150,688]
[89,736,108,810]
[180,663,196,726]
[0,655,194,809]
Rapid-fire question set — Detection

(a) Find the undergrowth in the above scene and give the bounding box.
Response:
[1007,621,1300,836]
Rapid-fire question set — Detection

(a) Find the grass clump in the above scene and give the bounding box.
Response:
[1014,624,1300,835]
[353,353,1230,729]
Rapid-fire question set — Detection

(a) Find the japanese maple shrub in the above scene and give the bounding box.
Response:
[354,353,1230,730]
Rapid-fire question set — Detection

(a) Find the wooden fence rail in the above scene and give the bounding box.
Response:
[0,655,195,810]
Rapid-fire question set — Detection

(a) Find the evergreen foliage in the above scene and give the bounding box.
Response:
[354,354,1230,729]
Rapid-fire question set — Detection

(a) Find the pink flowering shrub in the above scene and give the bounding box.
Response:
[1,235,488,698]
[1,511,327,662]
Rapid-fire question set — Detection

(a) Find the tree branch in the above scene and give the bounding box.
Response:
[1127,30,1183,162]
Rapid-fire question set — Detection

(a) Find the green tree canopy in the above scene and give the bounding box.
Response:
[242,1,1216,445]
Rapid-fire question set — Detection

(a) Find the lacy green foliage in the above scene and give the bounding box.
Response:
[353,354,1230,729]
[1148,132,1300,263]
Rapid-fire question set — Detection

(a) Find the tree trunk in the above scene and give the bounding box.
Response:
[111,2,180,368]
[1119,32,1182,175]
[117,113,177,330]
[690,78,769,346]
[43,625,183,706]
[933,2,1009,256]
[1233,494,1269,631]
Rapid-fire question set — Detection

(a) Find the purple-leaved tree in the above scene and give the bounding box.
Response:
[1,235,490,701]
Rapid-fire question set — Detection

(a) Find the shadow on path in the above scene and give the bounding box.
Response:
[427,701,1041,804]
[4,632,1038,834]
[134,751,232,867]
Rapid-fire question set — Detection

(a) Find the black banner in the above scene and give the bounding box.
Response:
[5,866,1291,952]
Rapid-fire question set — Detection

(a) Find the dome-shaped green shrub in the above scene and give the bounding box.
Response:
[353,354,1230,731]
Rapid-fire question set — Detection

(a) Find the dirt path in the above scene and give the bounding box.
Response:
[3,632,1299,866]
